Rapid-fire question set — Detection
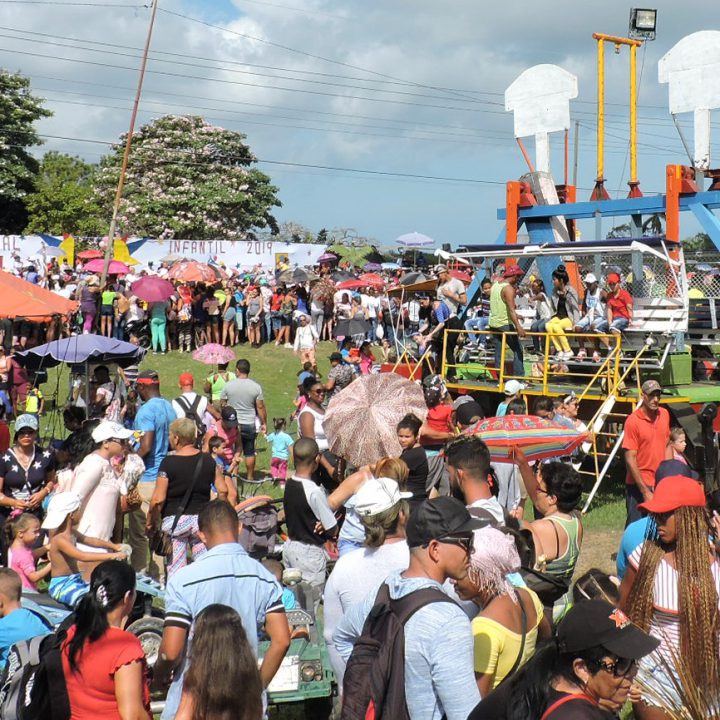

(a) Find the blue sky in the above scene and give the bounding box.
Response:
[1,0,717,246]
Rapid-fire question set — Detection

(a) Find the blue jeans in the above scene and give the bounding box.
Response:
[264,313,273,343]
[464,316,489,345]
[530,318,547,352]
[492,324,525,378]
[368,317,378,342]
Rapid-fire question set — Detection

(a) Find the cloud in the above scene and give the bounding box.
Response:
[0,0,715,242]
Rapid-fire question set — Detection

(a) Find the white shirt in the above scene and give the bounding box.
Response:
[437,278,466,315]
[172,391,209,427]
[294,324,318,351]
[361,295,381,319]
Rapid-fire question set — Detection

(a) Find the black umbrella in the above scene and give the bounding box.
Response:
[399,271,429,285]
[333,318,370,338]
[278,267,318,284]
[331,270,354,282]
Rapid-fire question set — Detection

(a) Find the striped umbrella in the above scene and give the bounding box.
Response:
[467,415,588,463]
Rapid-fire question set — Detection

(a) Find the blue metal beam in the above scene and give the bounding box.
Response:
[496,190,720,221]
[689,202,720,251]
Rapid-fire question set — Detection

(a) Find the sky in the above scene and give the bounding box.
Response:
[0,0,718,247]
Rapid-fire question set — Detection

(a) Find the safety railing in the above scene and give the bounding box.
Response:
[440,328,624,397]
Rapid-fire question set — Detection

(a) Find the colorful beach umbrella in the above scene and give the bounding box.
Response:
[467,414,588,463]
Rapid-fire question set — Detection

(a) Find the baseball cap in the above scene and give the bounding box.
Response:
[557,599,659,659]
[503,379,526,396]
[584,273,598,284]
[354,477,413,518]
[456,401,484,427]
[655,459,699,483]
[221,406,238,427]
[15,414,39,432]
[42,491,81,530]
[503,265,524,279]
[92,421,135,443]
[329,352,343,362]
[433,264,448,274]
[406,497,485,548]
[638,475,706,514]
[641,379,662,395]
[136,369,160,385]
[178,372,195,387]
[607,272,621,284]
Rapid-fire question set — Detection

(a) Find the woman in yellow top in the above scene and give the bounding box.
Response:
[454,526,552,694]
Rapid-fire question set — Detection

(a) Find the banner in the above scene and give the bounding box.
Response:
[0,235,328,271]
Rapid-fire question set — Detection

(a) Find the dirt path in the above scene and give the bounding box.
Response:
[576,526,623,578]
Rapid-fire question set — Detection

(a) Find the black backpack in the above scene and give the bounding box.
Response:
[0,616,71,720]
[341,583,453,720]
[175,395,205,447]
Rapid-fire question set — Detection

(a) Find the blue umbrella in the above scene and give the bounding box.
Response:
[16,334,146,370]
[381,262,401,270]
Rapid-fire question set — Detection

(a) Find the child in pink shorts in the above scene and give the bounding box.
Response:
[266,418,294,487]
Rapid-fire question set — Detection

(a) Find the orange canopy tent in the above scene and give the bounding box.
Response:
[0,271,77,320]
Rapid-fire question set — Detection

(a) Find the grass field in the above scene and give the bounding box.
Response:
[38,338,626,574]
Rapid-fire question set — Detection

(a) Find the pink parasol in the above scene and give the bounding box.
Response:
[466,414,588,463]
[83,259,130,275]
[324,373,427,467]
[131,276,176,303]
[192,343,236,365]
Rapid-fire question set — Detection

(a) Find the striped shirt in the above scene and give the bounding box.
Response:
[629,543,720,663]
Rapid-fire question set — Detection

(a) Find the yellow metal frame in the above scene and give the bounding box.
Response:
[592,33,643,185]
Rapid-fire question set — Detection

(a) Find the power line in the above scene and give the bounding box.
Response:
[0,0,143,5]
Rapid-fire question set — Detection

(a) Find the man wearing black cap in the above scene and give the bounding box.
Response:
[324,352,353,401]
[622,379,670,525]
[335,497,482,720]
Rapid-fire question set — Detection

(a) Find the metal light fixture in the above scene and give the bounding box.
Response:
[629,8,658,41]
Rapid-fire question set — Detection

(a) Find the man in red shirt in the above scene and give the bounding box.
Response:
[622,379,670,525]
[599,272,632,349]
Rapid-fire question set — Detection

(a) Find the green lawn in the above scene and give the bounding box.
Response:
[37,338,627,535]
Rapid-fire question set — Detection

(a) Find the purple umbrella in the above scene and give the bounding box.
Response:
[318,252,338,263]
[363,262,382,272]
[131,276,176,303]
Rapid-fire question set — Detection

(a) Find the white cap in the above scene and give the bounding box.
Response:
[92,421,135,443]
[42,491,81,530]
[584,273,598,284]
[503,379,526,396]
[354,477,413,518]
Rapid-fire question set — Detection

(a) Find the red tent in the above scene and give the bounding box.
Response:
[0,271,78,320]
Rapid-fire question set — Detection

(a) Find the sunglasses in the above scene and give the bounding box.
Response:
[436,534,474,554]
[652,510,674,524]
[110,437,129,444]
[592,657,636,678]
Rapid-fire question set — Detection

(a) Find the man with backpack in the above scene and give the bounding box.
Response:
[334,497,482,720]
[172,372,217,440]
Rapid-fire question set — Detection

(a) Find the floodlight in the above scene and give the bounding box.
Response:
[629,8,657,41]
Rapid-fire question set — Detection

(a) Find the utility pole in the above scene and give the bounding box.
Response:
[100,0,159,286]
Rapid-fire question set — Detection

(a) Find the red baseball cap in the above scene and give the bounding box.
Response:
[638,475,706,514]
[178,372,194,387]
[503,265,524,279]
[607,272,621,284]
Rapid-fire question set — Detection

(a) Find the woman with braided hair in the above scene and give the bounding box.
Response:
[619,476,720,719]
[61,559,151,719]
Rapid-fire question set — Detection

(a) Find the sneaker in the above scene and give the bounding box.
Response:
[592,351,602,363]
[562,351,575,361]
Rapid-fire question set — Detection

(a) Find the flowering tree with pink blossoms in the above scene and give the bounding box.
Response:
[94,115,281,240]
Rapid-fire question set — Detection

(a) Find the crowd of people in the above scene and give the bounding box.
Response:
[0,250,717,720]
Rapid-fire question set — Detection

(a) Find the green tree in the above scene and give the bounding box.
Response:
[25,152,105,235]
[0,70,52,233]
[317,227,329,245]
[93,115,281,240]
[684,232,714,252]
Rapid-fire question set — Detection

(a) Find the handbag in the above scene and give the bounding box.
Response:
[148,455,204,558]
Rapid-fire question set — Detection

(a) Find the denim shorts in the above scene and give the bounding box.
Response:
[240,423,257,456]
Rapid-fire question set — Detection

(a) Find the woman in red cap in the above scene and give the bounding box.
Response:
[619,476,720,718]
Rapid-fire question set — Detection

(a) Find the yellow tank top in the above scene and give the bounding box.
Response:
[489,281,510,328]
